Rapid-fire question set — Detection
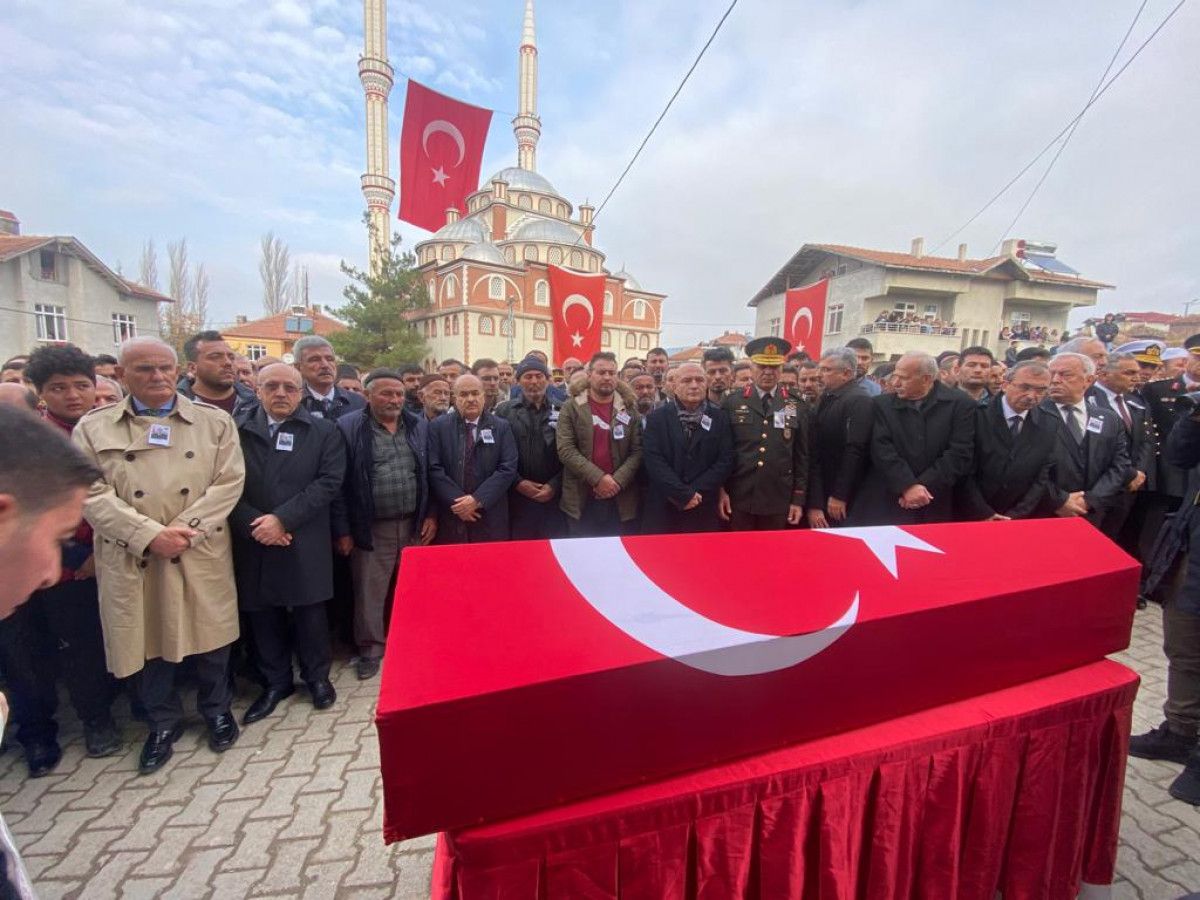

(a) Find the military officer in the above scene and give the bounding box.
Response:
[718,337,809,530]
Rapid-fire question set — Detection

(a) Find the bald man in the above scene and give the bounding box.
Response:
[0,382,38,411]
[230,364,345,723]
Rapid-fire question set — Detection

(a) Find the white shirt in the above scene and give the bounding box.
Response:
[1058,399,1089,429]
[1094,383,1124,407]
[1000,395,1028,425]
[306,385,335,403]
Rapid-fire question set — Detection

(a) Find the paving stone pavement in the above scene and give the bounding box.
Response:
[0,610,1197,898]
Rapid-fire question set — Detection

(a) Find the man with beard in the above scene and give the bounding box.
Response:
[796,360,821,405]
[428,374,518,544]
[937,352,960,389]
[419,373,451,421]
[397,363,425,414]
[845,337,882,396]
[642,362,734,533]
[179,331,256,417]
[494,357,565,539]
[702,347,735,405]
[629,371,659,422]
[497,361,515,398]
[294,336,366,421]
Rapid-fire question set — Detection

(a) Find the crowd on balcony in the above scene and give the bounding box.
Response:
[870,311,957,335]
[1000,323,1059,343]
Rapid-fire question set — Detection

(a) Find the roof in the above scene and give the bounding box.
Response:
[1121,311,1179,325]
[668,346,706,362]
[0,210,18,222]
[511,218,583,244]
[749,242,1113,305]
[713,330,748,346]
[488,167,562,198]
[0,234,173,302]
[221,308,346,342]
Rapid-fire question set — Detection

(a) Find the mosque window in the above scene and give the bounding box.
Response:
[440,245,453,262]
[625,333,637,349]
[604,292,613,316]
[479,315,495,335]
[534,322,548,341]
[500,318,512,337]
[569,250,583,268]
[523,244,539,262]
[504,246,515,264]
[535,281,549,307]
[639,334,650,350]
[518,194,532,209]
[453,315,461,335]
[601,329,611,347]
[489,276,504,300]
[548,246,562,265]
[633,299,647,320]
[557,203,567,217]
[538,197,552,214]
[445,274,457,298]
[443,315,452,333]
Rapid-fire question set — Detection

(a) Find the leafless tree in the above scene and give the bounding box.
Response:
[260,232,291,314]
[167,239,190,304]
[138,239,159,290]
[192,263,210,328]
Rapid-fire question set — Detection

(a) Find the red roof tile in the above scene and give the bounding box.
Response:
[0,234,54,262]
[120,278,173,303]
[221,309,347,341]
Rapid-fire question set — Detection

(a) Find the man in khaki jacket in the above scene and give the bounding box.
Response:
[74,337,246,775]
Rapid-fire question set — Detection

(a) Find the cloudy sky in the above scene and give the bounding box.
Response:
[2,0,1197,346]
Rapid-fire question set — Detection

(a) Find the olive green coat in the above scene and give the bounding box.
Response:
[721,385,810,516]
[556,379,643,522]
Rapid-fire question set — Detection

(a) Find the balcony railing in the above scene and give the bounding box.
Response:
[860,322,959,337]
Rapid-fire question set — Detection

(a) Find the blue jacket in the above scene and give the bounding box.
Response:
[336,407,429,551]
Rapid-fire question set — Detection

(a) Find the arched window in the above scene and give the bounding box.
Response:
[535,281,549,307]
[556,203,568,217]
[625,333,637,349]
[569,250,583,268]
[445,274,457,298]
[478,315,495,335]
[587,255,598,272]
[504,246,516,264]
[523,244,538,262]
[548,246,562,265]
[427,281,436,302]
[440,245,453,262]
[518,194,532,209]
[633,299,647,320]
[489,276,504,300]
[537,197,552,213]
[443,315,452,333]
[601,329,611,347]
[500,318,513,337]
[639,334,650,350]
[603,292,614,316]
[533,322,548,341]
[453,315,461,335]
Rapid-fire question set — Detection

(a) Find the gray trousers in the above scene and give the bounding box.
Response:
[1164,552,1200,737]
[351,517,414,661]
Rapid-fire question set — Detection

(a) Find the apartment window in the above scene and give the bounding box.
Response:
[768,317,781,337]
[1010,311,1031,324]
[924,304,939,318]
[633,299,646,320]
[826,303,844,335]
[478,315,495,335]
[246,343,268,360]
[893,301,916,315]
[533,322,548,341]
[625,333,637,349]
[489,276,504,300]
[39,250,58,281]
[111,312,137,344]
[601,328,611,347]
[34,304,68,341]
[604,292,614,316]
[535,281,549,307]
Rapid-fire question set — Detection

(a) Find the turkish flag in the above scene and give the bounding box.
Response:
[784,279,829,356]
[547,264,605,365]
[398,80,493,232]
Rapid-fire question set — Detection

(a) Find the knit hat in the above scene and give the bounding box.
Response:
[516,356,550,378]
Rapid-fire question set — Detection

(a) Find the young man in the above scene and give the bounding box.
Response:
[702,347,735,405]
[179,330,257,417]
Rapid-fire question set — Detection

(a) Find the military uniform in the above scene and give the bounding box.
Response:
[720,338,809,530]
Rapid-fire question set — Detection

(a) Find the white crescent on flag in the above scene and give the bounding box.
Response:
[790,307,813,341]
[421,119,467,167]
[561,294,595,329]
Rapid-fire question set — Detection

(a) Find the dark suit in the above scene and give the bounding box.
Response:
[807,381,873,518]
[641,400,735,534]
[855,381,976,525]
[428,410,519,543]
[1087,385,1154,542]
[1040,398,1132,526]
[1141,377,1191,556]
[301,385,366,421]
[721,386,809,529]
[956,396,1056,520]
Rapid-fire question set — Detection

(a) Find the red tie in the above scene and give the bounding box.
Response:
[1115,395,1132,431]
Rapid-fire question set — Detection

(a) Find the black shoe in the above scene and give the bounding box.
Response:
[308,679,337,710]
[1130,722,1194,764]
[206,713,239,753]
[1137,595,1149,610]
[356,657,380,680]
[138,724,185,775]
[242,686,295,725]
[1171,749,1200,804]
[24,740,62,778]
[83,718,122,758]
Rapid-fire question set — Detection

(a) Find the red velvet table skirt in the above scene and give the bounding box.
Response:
[430,660,1138,900]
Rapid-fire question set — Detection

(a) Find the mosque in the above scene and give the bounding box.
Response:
[359,0,666,368]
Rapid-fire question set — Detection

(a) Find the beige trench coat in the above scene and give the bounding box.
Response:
[72,394,246,678]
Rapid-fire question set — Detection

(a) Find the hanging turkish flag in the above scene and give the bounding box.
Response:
[398,80,493,232]
[784,279,829,356]
[547,264,605,365]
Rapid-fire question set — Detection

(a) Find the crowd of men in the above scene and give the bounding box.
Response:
[3,325,1200,807]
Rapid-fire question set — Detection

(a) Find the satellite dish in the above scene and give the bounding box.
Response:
[282,353,295,365]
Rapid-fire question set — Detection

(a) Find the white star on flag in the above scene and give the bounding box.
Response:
[816,527,942,578]
[431,166,449,186]
[570,331,584,348]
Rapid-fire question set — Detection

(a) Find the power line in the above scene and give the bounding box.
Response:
[931,0,1190,255]
[989,0,1149,253]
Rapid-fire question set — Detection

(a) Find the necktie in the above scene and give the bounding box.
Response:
[1061,405,1084,444]
[268,422,278,440]
[762,392,772,412]
[463,423,478,494]
[1115,394,1132,431]
[1009,415,1022,438]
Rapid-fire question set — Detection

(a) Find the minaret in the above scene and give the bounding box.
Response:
[512,0,542,171]
[360,0,395,272]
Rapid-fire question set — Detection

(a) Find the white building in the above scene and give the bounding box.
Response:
[0,211,169,362]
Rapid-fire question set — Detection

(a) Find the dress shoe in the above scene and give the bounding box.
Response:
[1171,747,1200,804]
[1129,722,1194,764]
[24,740,62,778]
[83,718,122,758]
[356,657,380,680]
[242,686,295,725]
[206,713,240,753]
[308,679,337,710]
[138,724,185,775]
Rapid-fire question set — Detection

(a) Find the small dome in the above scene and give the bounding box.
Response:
[512,218,583,244]
[432,217,488,242]
[461,241,508,265]
[615,269,641,291]
[489,167,562,197]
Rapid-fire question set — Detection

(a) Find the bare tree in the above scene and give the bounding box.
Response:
[259,232,291,314]
[192,263,210,329]
[138,239,159,290]
[287,261,309,309]
[167,239,190,304]
[159,239,200,354]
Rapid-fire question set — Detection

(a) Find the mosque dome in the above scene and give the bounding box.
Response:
[460,241,508,265]
[512,218,583,244]
[489,167,562,197]
[432,217,488,242]
[615,269,641,291]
